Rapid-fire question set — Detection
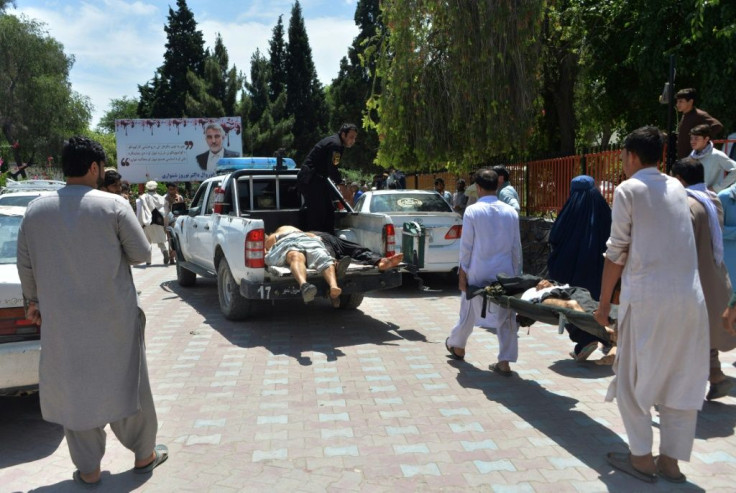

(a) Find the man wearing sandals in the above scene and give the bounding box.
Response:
[594,127,709,484]
[445,168,522,375]
[16,137,168,487]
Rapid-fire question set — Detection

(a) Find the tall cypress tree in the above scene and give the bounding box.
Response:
[185,34,242,118]
[138,0,206,118]
[268,15,287,103]
[329,0,382,170]
[284,1,328,163]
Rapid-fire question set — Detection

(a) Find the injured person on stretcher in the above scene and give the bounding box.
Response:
[474,275,617,365]
[264,225,403,305]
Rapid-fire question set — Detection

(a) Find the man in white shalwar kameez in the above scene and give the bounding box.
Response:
[595,127,709,484]
[16,137,168,487]
[445,169,522,375]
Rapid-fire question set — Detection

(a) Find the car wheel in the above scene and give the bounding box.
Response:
[176,260,196,287]
[338,293,364,310]
[217,258,252,320]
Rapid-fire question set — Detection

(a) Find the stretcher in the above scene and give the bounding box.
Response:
[468,274,616,346]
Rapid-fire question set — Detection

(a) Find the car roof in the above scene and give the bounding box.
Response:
[0,205,28,217]
[1,179,65,194]
[368,190,439,195]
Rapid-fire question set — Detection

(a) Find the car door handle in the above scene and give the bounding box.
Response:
[204,225,210,230]
[193,223,197,229]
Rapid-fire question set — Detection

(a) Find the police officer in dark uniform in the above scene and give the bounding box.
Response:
[297,123,358,233]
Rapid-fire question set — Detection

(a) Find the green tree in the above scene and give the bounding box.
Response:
[240,49,294,156]
[329,0,383,171]
[268,15,288,103]
[285,1,329,163]
[138,0,206,118]
[368,1,543,172]
[0,14,90,167]
[96,96,139,133]
[0,1,16,14]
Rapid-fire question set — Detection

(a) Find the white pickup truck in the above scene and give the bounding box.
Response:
[168,158,402,320]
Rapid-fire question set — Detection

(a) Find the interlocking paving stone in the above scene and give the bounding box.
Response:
[4,256,736,492]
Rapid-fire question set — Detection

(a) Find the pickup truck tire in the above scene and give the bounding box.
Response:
[338,293,364,310]
[176,260,197,287]
[217,258,252,320]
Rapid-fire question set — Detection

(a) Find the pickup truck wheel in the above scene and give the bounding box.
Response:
[338,293,364,310]
[217,258,252,320]
[176,260,197,287]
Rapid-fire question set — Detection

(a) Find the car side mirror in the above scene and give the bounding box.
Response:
[188,206,201,217]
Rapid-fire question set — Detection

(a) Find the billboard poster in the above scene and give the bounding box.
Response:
[114,117,242,183]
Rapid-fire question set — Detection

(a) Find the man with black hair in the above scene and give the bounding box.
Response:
[595,126,708,484]
[492,165,520,212]
[688,124,736,191]
[16,136,168,487]
[670,157,736,401]
[445,168,522,375]
[297,123,358,233]
[675,88,723,159]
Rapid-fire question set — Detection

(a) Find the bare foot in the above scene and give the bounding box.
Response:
[655,454,682,479]
[377,253,404,271]
[630,453,657,476]
[329,286,342,307]
[80,468,101,484]
[605,326,617,344]
[135,451,156,469]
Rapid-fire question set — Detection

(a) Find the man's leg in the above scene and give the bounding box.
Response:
[109,352,159,468]
[157,242,169,264]
[446,295,482,357]
[657,405,698,478]
[64,427,105,483]
[495,310,519,370]
[616,384,656,474]
[286,250,309,285]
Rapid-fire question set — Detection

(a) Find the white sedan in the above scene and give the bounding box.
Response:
[0,206,40,396]
[352,190,462,274]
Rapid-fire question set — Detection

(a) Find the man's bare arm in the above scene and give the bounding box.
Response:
[594,258,624,326]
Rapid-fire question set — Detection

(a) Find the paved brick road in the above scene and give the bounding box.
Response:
[2,252,735,492]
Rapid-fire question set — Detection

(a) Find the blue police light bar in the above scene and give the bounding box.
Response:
[215,157,297,174]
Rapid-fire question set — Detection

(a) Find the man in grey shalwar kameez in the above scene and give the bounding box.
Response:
[16,137,168,486]
[595,127,709,484]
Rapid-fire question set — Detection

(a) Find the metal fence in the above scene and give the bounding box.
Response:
[413,139,736,216]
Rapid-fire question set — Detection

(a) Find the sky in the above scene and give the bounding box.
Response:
[12,0,359,127]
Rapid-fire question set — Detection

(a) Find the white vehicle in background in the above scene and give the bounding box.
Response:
[0,179,65,208]
[347,190,463,275]
[0,206,41,396]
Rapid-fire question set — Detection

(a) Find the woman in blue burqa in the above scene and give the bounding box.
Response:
[548,175,612,361]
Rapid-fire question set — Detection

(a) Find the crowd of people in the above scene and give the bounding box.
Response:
[13,91,736,487]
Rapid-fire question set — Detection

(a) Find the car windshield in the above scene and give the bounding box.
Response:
[0,215,22,264]
[0,195,39,207]
[369,193,452,213]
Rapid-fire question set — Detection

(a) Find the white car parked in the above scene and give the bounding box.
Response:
[0,206,40,395]
[351,190,463,274]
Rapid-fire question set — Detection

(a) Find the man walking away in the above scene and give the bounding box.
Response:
[136,180,169,265]
[16,136,168,487]
[595,126,708,484]
[444,169,522,375]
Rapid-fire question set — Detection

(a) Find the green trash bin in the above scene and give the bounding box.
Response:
[402,221,426,269]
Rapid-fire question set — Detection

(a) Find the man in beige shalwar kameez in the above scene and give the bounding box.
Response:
[671,157,736,400]
[16,137,168,487]
[595,127,709,484]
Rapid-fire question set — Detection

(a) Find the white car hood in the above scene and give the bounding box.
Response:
[0,263,23,309]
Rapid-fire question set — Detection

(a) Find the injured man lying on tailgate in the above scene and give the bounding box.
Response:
[264,225,403,306]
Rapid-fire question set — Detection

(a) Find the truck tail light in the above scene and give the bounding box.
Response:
[445,225,462,240]
[0,307,40,337]
[212,187,226,214]
[245,228,265,268]
[383,223,396,257]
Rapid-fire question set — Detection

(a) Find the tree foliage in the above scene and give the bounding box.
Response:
[268,16,287,103]
[329,0,383,170]
[96,96,139,133]
[368,1,544,172]
[138,0,206,118]
[285,1,329,163]
[0,14,90,167]
[240,49,294,156]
